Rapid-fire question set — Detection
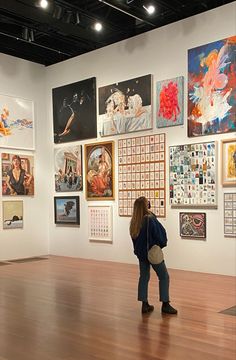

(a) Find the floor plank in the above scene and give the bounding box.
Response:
[0,256,235,360]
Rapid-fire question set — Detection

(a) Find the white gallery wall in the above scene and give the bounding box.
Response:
[0,3,235,275]
[0,54,50,259]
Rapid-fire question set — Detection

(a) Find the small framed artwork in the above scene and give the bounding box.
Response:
[88,205,112,243]
[2,200,23,229]
[85,141,115,200]
[224,193,236,237]
[54,196,80,225]
[179,212,206,239]
[221,139,236,187]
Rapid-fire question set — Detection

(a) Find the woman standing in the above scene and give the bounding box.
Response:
[130,196,177,314]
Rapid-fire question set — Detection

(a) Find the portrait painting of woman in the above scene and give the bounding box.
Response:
[85,142,114,200]
[2,153,34,196]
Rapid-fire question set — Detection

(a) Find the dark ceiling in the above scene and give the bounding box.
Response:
[0,0,234,66]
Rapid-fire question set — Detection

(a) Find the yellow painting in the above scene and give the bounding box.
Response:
[222,139,236,186]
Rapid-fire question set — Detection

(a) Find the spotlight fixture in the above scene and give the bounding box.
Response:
[64,10,73,24]
[22,27,29,41]
[40,0,48,9]
[75,12,80,25]
[29,29,34,42]
[143,4,155,15]
[94,22,102,31]
[52,5,63,20]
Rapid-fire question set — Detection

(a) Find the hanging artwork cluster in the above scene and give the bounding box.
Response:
[118,134,166,217]
[169,141,217,207]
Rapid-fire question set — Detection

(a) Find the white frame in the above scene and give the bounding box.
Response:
[0,93,35,150]
[88,205,113,243]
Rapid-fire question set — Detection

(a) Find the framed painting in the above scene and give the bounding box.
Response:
[2,153,34,196]
[54,145,83,192]
[98,74,152,136]
[156,76,184,128]
[224,193,236,237]
[0,94,34,150]
[169,141,217,207]
[179,212,206,239]
[53,77,97,144]
[88,205,113,243]
[85,141,114,200]
[188,36,236,137]
[118,134,166,217]
[3,200,23,229]
[54,196,80,225]
[221,138,236,186]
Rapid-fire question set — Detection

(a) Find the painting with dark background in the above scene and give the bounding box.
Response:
[53,77,97,143]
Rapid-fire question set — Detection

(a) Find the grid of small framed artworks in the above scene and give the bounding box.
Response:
[224,193,236,237]
[169,141,217,207]
[88,206,112,242]
[118,134,166,217]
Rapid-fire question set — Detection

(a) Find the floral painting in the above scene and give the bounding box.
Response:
[156,76,184,128]
[85,141,114,200]
[188,36,236,137]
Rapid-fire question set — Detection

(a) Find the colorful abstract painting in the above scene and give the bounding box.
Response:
[179,212,206,239]
[98,75,152,136]
[0,94,34,150]
[188,36,236,137]
[156,76,184,128]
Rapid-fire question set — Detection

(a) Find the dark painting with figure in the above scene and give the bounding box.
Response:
[53,77,97,143]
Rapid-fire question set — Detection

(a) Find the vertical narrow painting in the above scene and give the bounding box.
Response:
[3,201,23,229]
[54,145,83,192]
[88,206,113,243]
[98,74,152,136]
[85,141,114,200]
[2,153,34,196]
[179,212,206,239]
[156,76,184,128]
[224,193,236,237]
[221,138,236,186]
[0,94,34,150]
[53,77,97,143]
[54,196,80,225]
[188,36,236,137]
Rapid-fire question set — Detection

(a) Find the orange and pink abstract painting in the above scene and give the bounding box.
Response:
[188,36,236,137]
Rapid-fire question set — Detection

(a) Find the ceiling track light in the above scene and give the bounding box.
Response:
[98,0,155,27]
[143,5,155,15]
[40,0,48,9]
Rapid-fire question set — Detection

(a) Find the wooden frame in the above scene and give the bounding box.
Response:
[88,205,113,243]
[85,141,115,200]
[54,196,80,225]
[221,138,236,187]
[179,212,206,239]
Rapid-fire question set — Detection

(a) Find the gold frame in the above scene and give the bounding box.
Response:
[221,138,236,187]
[84,141,115,200]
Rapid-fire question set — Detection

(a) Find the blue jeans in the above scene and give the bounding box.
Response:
[138,260,169,302]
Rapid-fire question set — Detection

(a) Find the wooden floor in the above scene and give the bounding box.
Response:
[0,256,235,360]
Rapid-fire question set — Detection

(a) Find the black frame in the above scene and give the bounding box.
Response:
[54,196,80,225]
